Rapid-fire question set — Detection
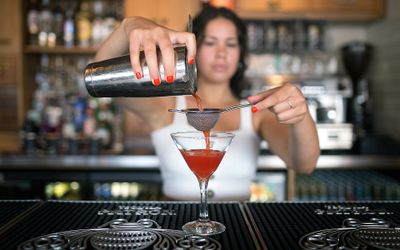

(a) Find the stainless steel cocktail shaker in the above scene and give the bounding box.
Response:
[84,46,197,97]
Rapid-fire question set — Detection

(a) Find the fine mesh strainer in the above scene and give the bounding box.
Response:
[169,102,252,131]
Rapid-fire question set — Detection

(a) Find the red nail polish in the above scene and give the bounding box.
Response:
[135,71,142,79]
[166,75,174,83]
[153,78,161,86]
[251,106,258,113]
[189,58,195,65]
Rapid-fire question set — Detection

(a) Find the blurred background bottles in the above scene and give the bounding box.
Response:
[44,181,161,200]
[20,54,124,155]
[26,0,123,48]
[246,19,324,53]
[94,182,161,201]
[21,0,125,155]
[295,170,400,201]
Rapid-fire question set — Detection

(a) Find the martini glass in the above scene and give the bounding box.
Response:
[171,131,234,235]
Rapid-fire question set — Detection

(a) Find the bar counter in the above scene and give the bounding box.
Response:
[1,154,400,170]
[0,200,399,249]
[1,154,399,201]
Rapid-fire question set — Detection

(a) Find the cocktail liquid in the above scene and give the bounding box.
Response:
[180,149,225,181]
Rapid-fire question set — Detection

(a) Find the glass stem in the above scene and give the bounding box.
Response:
[198,179,209,222]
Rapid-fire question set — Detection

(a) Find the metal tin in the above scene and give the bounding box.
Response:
[84,46,197,97]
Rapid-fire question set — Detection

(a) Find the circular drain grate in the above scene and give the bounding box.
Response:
[91,230,157,250]
[18,219,222,250]
[354,228,400,249]
[299,228,400,249]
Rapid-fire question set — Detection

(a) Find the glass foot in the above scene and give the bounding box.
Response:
[182,220,225,236]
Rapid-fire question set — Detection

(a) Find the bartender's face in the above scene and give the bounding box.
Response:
[197,17,240,85]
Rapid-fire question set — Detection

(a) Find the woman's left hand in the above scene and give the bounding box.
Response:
[248,83,308,124]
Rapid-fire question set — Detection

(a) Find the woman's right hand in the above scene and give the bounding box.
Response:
[123,17,197,86]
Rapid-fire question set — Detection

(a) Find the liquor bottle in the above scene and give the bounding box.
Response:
[111,104,124,153]
[307,23,323,51]
[27,0,40,45]
[44,104,63,155]
[264,21,277,52]
[276,22,293,52]
[293,20,305,52]
[83,107,97,138]
[52,0,64,46]
[35,54,50,100]
[246,22,258,52]
[43,102,63,134]
[96,121,111,150]
[76,0,92,47]
[21,110,40,155]
[91,0,105,46]
[61,106,76,154]
[102,0,118,40]
[38,0,53,47]
[95,98,114,149]
[53,56,65,94]
[64,0,75,48]
[72,95,86,134]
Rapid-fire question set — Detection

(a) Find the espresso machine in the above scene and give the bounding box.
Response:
[302,77,354,151]
[341,41,373,150]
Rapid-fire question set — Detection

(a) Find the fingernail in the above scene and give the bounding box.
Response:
[166,75,174,83]
[251,106,258,113]
[188,58,195,65]
[135,71,142,79]
[153,78,161,86]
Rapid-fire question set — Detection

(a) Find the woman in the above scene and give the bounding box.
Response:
[95,7,320,200]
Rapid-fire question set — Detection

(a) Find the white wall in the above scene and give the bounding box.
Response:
[324,23,368,51]
[367,0,400,139]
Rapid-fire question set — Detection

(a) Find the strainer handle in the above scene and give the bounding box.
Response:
[168,109,186,114]
[222,102,252,112]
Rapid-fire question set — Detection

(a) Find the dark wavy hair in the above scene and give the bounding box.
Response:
[193,7,248,99]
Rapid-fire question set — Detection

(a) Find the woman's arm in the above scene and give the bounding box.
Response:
[93,17,197,130]
[95,16,196,85]
[250,83,320,174]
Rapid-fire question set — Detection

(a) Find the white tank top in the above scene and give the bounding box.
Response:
[151,96,261,201]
